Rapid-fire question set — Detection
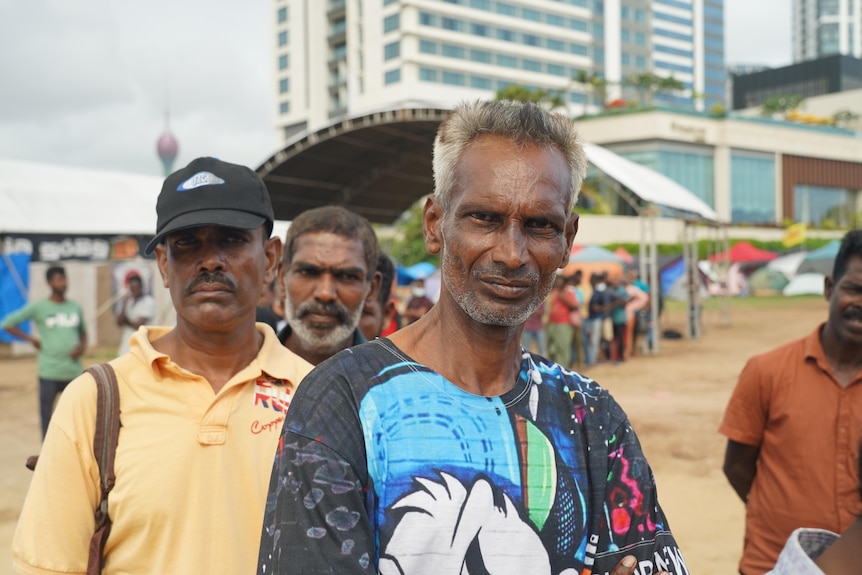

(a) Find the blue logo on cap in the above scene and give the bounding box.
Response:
[177,171,226,191]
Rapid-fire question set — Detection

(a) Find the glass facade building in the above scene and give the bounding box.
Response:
[273,0,726,138]
[795,0,862,61]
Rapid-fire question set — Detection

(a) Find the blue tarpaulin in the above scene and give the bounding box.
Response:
[0,253,31,343]
[397,262,437,285]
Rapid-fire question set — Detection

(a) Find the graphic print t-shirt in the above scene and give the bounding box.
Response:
[1,298,85,380]
[258,339,687,575]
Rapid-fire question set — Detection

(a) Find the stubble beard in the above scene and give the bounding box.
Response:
[441,245,554,328]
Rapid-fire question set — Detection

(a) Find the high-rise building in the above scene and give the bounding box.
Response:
[272,0,725,142]
[794,0,862,62]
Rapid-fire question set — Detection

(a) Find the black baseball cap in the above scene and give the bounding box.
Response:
[145,157,274,254]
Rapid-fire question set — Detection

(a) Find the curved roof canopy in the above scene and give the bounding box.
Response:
[258,107,449,224]
[257,105,721,224]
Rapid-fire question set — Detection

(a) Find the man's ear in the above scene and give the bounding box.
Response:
[277,260,288,308]
[824,274,834,302]
[560,211,580,269]
[155,244,170,288]
[366,270,383,305]
[263,236,283,286]
[423,196,443,255]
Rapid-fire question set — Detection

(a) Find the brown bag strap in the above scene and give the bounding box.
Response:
[85,363,121,575]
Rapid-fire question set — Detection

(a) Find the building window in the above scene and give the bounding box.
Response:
[384,0,398,4]
[622,149,715,208]
[731,153,775,224]
[569,18,588,31]
[496,2,516,16]
[635,32,647,46]
[470,48,492,63]
[419,39,438,54]
[655,60,693,74]
[441,44,465,59]
[795,185,855,228]
[569,43,588,56]
[277,7,287,23]
[621,28,631,43]
[522,59,542,72]
[470,0,491,9]
[384,41,400,60]
[547,38,565,52]
[547,63,566,76]
[384,13,400,33]
[384,68,401,84]
[496,28,516,42]
[278,31,288,46]
[521,7,541,21]
[279,101,290,114]
[441,17,463,31]
[621,52,631,66]
[496,54,517,68]
[419,12,438,27]
[279,78,289,93]
[523,34,541,47]
[419,67,438,82]
[546,13,565,27]
[442,70,466,85]
[635,55,647,69]
[278,54,289,70]
[471,23,489,36]
[470,75,492,90]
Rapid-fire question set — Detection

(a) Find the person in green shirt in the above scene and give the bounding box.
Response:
[2,265,87,438]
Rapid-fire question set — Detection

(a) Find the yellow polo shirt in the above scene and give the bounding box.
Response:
[13,324,313,575]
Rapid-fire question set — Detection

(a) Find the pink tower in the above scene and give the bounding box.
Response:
[156,111,179,176]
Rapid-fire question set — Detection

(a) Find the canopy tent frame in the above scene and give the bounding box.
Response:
[588,170,729,352]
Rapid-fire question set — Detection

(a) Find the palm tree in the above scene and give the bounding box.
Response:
[624,72,685,107]
[495,85,566,110]
[573,70,609,115]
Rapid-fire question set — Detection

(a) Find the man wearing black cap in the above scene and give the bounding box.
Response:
[13,157,314,575]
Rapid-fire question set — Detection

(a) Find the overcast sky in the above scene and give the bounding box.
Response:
[0,0,791,177]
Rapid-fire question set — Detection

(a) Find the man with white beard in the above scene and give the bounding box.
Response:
[278,206,381,366]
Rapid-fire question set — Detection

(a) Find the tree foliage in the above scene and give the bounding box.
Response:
[624,72,685,106]
[495,85,566,110]
[760,94,805,117]
[387,198,439,267]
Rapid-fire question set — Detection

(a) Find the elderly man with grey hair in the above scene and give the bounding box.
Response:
[257,100,684,575]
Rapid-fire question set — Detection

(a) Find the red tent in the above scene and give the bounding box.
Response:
[614,246,633,264]
[710,241,777,263]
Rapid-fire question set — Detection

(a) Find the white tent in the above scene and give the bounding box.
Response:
[783,273,826,296]
[0,158,163,236]
[767,251,808,279]
[582,143,719,222]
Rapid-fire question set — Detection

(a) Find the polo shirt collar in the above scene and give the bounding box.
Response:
[130,324,312,382]
[803,323,829,373]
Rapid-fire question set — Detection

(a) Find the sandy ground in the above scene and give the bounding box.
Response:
[0,296,828,574]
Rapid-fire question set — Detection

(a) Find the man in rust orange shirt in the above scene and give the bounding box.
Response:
[720,229,862,575]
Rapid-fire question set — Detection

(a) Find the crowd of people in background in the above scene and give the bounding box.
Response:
[540,267,655,370]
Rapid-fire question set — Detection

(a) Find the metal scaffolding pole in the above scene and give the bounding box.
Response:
[648,215,660,354]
